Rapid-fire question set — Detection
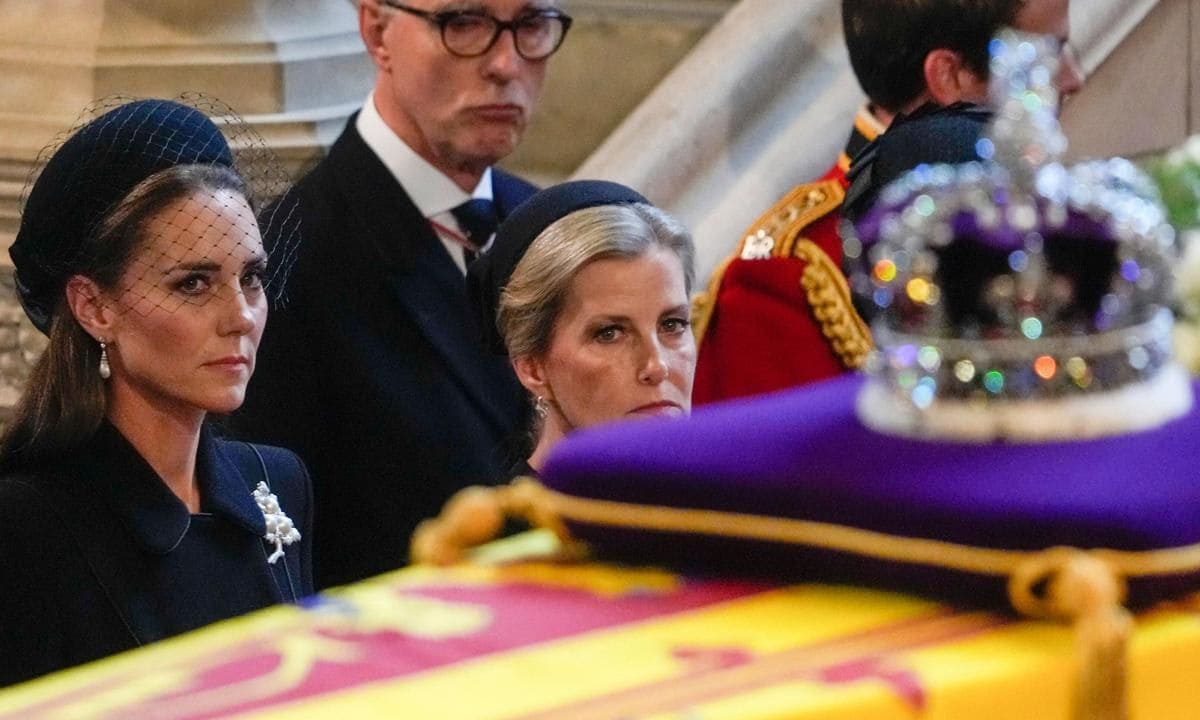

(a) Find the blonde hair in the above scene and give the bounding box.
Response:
[497,202,694,359]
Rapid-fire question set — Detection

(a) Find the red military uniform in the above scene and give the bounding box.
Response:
[691,106,884,405]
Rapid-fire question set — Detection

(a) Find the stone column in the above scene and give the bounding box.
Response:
[574,0,855,280]
[0,0,373,417]
[1060,0,1196,160]
[0,0,373,249]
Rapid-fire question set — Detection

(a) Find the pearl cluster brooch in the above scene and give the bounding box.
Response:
[253,481,301,564]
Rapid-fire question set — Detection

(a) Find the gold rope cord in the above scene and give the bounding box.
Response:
[519,480,1186,720]
[416,478,1200,607]
[793,238,873,368]
[691,179,845,346]
[414,478,1200,720]
[836,150,852,174]
[690,252,735,345]
[521,481,1200,580]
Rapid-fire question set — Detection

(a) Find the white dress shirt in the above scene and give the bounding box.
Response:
[356,91,494,275]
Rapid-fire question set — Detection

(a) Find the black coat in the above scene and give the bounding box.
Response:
[0,423,313,688]
[235,118,534,589]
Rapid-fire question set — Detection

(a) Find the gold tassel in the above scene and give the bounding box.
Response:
[1055,554,1131,720]
[410,478,578,565]
[410,485,506,565]
[1010,549,1131,720]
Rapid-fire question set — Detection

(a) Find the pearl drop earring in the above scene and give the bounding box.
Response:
[98,338,111,379]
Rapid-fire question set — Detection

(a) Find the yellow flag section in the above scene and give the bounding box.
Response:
[2,552,1200,719]
[251,585,939,720]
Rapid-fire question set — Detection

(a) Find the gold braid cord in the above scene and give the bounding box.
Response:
[794,239,873,369]
[692,179,847,346]
[690,179,872,369]
[691,254,733,345]
[411,479,1200,720]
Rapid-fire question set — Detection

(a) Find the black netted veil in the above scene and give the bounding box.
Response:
[12,93,300,334]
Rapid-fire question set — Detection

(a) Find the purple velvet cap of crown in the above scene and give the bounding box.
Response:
[854,165,1117,254]
[540,374,1200,607]
[846,157,1172,336]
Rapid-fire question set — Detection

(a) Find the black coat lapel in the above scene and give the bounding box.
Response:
[36,427,291,647]
[36,472,167,646]
[211,438,302,603]
[326,125,522,432]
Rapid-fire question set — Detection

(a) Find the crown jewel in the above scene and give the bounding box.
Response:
[845,29,1189,441]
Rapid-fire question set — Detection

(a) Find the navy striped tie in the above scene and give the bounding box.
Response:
[450,198,500,254]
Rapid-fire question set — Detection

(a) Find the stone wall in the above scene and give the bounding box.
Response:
[0,272,46,422]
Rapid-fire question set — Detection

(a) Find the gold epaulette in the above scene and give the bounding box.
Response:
[693,178,871,368]
[737,178,845,261]
[794,238,873,369]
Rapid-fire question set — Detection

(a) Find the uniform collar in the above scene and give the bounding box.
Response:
[839,103,888,173]
[355,91,493,217]
[85,422,266,555]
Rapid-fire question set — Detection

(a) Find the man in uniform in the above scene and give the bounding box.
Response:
[236,0,572,588]
[691,0,1082,404]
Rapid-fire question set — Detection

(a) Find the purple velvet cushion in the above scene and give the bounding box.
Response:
[540,374,1200,607]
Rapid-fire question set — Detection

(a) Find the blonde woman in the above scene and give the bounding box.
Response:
[469,180,697,477]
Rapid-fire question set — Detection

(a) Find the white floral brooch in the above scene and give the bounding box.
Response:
[253,481,301,564]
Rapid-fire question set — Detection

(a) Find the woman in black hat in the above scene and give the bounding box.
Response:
[0,98,312,687]
[468,180,698,478]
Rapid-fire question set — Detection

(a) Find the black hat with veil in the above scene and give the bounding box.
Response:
[11,93,301,335]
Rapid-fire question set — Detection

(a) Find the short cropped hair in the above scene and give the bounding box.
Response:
[498,203,695,359]
[842,0,1024,113]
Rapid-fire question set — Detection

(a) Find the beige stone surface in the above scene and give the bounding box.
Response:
[0,0,1192,410]
[0,0,728,411]
[504,4,726,181]
[0,0,725,250]
[576,0,1195,280]
[0,0,373,260]
[1061,0,1193,160]
[573,0,858,279]
[1193,0,1199,134]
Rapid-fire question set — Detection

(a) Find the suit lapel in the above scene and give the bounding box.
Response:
[491,168,538,218]
[326,125,521,432]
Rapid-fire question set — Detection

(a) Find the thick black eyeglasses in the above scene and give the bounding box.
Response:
[380,1,573,61]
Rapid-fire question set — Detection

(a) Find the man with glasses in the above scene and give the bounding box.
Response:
[237,0,571,589]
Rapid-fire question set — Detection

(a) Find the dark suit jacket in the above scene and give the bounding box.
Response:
[842,102,992,223]
[0,423,313,688]
[235,118,533,589]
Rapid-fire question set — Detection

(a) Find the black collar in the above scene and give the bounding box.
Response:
[80,423,266,554]
[843,118,874,165]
